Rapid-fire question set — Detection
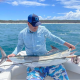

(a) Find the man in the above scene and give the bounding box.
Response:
[8,14,75,80]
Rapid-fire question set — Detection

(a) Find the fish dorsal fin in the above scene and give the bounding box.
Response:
[0,47,6,57]
[50,45,58,50]
[46,45,59,54]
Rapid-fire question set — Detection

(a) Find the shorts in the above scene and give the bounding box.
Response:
[26,64,69,80]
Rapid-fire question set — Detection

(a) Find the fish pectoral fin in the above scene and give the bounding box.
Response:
[6,59,12,62]
[70,51,77,55]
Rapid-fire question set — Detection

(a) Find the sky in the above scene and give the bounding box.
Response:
[0,0,80,20]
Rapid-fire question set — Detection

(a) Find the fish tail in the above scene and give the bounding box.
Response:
[0,47,7,65]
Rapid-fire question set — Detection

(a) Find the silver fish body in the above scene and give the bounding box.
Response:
[0,46,74,67]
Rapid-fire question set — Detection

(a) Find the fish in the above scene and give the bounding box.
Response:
[0,46,77,67]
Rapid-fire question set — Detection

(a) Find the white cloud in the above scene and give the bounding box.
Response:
[45,16,51,20]
[12,1,18,6]
[52,4,55,6]
[19,1,48,6]
[39,16,52,20]
[39,10,80,20]
[57,13,66,14]
[6,0,48,6]
[52,10,80,20]
[39,16,44,20]
[56,0,80,9]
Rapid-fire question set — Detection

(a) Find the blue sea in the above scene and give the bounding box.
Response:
[0,23,80,58]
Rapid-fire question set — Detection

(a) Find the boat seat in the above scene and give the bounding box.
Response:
[0,61,27,80]
[63,59,80,74]
[0,71,11,80]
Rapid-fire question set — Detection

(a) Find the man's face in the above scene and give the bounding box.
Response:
[28,22,38,32]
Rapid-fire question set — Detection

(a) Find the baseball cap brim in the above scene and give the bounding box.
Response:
[31,21,41,27]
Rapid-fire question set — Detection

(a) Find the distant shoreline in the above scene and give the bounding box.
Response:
[0,23,80,24]
[0,20,80,23]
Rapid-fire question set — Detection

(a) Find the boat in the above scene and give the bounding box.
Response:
[0,51,80,80]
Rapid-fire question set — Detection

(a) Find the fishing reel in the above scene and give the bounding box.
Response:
[71,55,80,64]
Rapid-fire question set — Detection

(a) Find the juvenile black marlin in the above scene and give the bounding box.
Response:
[0,46,77,67]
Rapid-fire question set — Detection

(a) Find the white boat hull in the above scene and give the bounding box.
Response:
[0,50,80,80]
[0,59,80,80]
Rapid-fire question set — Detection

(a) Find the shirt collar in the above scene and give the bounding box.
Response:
[27,26,37,33]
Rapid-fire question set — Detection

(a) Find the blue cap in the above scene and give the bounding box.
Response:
[28,14,41,27]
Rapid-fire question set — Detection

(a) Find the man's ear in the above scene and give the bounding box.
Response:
[27,22,29,25]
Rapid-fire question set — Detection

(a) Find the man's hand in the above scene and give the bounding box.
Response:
[64,42,75,50]
[7,53,15,62]
[7,53,15,58]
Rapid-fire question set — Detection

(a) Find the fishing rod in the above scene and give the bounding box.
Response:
[68,41,80,54]
[75,42,80,47]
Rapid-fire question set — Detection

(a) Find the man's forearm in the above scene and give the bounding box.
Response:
[64,42,75,50]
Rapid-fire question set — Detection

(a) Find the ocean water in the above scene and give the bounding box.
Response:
[0,23,80,58]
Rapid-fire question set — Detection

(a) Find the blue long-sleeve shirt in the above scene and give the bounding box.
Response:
[13,25,65,55]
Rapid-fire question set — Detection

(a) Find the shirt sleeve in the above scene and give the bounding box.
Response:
[12,32,24,55]
[44,27,65,45]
